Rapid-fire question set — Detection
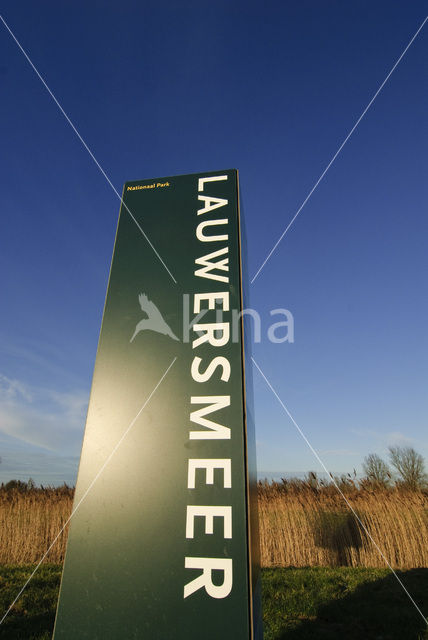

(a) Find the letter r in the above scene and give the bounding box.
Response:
[184,557,233,599]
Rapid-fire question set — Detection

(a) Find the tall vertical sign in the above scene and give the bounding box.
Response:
[53,170,262,639]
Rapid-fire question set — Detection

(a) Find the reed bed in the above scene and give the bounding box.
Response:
[0,486,73,564]
[258,480,428,569]
[0,482,427,568]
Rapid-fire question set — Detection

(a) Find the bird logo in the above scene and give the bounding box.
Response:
[130,293,179,343]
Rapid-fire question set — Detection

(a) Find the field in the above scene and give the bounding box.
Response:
[258,480,428,569]
[0,565,427,639]
[0,481,426,568]
[0,486,73,565]
[0,481,427,638]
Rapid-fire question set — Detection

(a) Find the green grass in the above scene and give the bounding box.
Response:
[262,567,428,640]
[0,565,426,639]
[0,565,61,639]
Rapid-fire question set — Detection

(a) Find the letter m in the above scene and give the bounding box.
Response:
[190,396,230,440]
[195,247,229,283]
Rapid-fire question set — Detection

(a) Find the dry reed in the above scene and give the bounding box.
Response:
[0,482,427,568]
[0,486,73,564]
[258,480,428,569]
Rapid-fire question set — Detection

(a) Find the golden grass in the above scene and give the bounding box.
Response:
[0,487,73,564]
[0,482,427,568]
[258,481,428,569]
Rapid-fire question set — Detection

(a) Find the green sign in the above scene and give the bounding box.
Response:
[53,170,262,639]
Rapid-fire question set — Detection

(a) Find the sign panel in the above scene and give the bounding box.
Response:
[53,170,262,639]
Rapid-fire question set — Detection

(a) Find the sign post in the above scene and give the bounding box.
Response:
[53,170,262,639]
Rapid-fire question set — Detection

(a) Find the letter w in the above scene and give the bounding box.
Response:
[195,247,229,283]
[190,396,230,439]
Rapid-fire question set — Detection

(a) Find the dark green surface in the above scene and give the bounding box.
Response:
[2,565,427,639]
[53,171,259,638]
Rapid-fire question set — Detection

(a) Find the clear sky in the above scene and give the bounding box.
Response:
[0,1,427,485]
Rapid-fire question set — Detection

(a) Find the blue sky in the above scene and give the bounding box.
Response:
[0,1,427,484]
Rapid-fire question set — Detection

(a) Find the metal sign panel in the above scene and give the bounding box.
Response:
[53,170,262,639]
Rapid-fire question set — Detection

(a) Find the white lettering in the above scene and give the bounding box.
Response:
[194,292,229,313]
[187,459,232,488]
[186,505,232,539]
[196,219,228,243]
[198,175,228,192]
[190,396,230,440]
[194,247,229,283]
[191,356,230,383]
[182,293,209,343]
[192,323,230,348]
[197,195,228,216]
[184,557,232,599]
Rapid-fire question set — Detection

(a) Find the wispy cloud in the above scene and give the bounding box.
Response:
[350,428,416,447]
[0,335,85,386]
[385,431,415,446]
[0,374,33,402]
[0,373,88,454]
